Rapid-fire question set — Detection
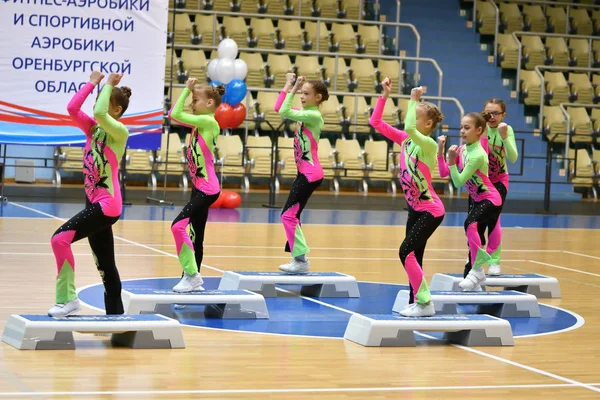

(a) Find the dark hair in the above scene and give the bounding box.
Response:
[418,102,444,130]
[201,84,226,108]
[307,80,329,104]
[484,97,506,113]
[464,111,493,131]
[111,86,131,117]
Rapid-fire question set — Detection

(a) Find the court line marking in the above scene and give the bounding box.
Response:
[504,264,600,291]
[418,331,600,393]
[0,383,599,397]
[504,303,585,339]
[0,252,170,257]
[527,260,600,279]
[201,256,526,262]
[4,212,600,231]
[7,202,223,274]
[562,251,600,261]
[0,251,527,263]
[74,279,343,342]
[10,202,598,394]
[77,275,587,341]
[0,242,565,253]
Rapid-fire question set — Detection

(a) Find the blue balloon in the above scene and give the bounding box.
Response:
[224,79,247,106]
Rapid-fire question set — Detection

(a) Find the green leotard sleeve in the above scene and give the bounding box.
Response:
[404,100,438,154]
[503,125,518,163]
[169,88,217,131]
[278,93,322,125]
[93,85,129,145]
[449,152,484,187]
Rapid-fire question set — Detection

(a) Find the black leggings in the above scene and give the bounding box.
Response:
[171,188,220,275]
[400,208,444,303]
[463,199,503,277]
[466,182,508,248]
[281,173,323,256]
[51,201,122,314]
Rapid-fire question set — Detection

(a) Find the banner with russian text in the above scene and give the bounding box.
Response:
[0,0,167,150]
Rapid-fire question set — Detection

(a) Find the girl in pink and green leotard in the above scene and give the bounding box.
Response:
[168,78,223,292]
[473,98,519,276]
[49,71,131,317]
[274,73,329,274]
[369,80,445,318]
[438,112,502,291]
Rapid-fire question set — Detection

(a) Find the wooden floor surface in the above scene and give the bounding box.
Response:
[0,214,599,399]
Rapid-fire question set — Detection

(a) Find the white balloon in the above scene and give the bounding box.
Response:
[207,59,220,80]
[218,38,238,60]
[218,58,235,84]
[233,59,248,81]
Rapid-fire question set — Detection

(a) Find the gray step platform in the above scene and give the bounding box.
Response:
[217,271,360,298]
[430,273,561,298]
[393,290,541,318]
[122,288,269,319]
[344,313,514,347]
[1,314,185,350]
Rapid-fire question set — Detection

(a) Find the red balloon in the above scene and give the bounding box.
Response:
[222,190,242,209]
[215,103,233,129]
[209,191,226,208]
[230,103,246,128]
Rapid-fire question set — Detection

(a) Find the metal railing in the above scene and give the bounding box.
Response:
[168,44,443,99]
[514,31,598,96]
[472,0,501,63]
[533,65,599,131]
[168,6,421,79]
[491,0,600,35]
[558,102,600,166]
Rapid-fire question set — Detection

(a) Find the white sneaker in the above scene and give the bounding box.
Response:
[459,267,487,290]
[399,301,435,317]
[472,284,483,292]
[488,264,501,276]
[48,298,81,317]
[279,259,310,274]
[173,272,205,293]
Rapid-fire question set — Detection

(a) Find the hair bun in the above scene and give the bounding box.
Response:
[120,86,132,99]
[216,84,226,96]
[436,110,444,124]
[481,110,493,122]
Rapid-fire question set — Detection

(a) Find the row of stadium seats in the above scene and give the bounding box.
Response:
[543,104,600,144]
[467,1,600,197]
[568,146,600,197]
[477,0,600,35]
[167,13,393,54]
[55,131,599,196]
[498,34,600,69]
[520,71,600,106]
[54,134,453,194]
[166,49,404,92]
[169,0,364,20]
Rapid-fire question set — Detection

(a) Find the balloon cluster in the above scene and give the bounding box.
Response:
[209,190,242,209]
[208,39,248,130]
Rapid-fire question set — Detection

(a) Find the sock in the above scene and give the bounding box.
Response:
[295,254,307,263]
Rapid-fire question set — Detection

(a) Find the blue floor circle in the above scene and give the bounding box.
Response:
[78,277,583,339]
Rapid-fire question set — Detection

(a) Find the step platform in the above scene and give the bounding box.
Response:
[344,313,514,347]
[1,314,185,350]
[217,271,360,298]
[430,273,561,298]
[122,288,269,319]
[392,290,541,318]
